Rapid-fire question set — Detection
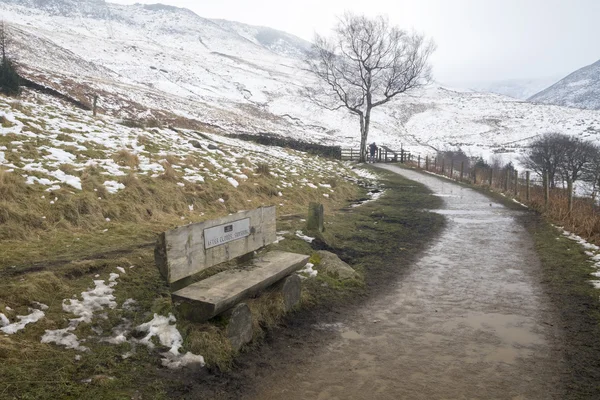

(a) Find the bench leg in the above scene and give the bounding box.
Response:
[281,274,302,312]
[225,303,253,351]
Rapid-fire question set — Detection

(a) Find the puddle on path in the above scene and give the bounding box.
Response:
[249,165,562,400]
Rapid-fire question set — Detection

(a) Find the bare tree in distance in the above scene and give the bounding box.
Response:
[558,136,597,185]
[519,132,569,188]
[305,13,435,162]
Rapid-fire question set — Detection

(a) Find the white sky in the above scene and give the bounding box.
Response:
[111,0,600,85]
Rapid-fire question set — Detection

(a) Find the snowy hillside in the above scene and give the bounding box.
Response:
[0,90,355,217]
[211,19,311,59]
[464,77,561,100]
[0,0,599,166]
[529,59,600,110]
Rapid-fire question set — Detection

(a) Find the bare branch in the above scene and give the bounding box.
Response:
[303,13,435,161]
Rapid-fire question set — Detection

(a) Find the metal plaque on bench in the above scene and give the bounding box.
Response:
[204,218,251,249]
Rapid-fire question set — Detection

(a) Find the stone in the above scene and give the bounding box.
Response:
[226,303,253,351]
[208,144,219,150]
[306,202,324,232]
[189,140,202,149]
[280,274,301,311]
[316,250,359,281]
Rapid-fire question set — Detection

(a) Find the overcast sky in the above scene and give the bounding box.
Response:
[111,0,599,85]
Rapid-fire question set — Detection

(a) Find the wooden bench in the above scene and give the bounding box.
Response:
[154,206,309,323]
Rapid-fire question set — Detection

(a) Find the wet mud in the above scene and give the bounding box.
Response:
[245,166,564,400]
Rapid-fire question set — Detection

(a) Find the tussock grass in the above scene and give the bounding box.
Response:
[113,149,139,168]
[255,163,270,175]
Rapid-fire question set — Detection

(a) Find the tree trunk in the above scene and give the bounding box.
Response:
[362,110,371,163]
[567,179,574,213]
[358,115,367,163]
[544,171,549,207]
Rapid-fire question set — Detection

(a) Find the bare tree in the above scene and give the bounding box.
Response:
[583,144,600,200]
[519,132,569,188]
[305,13,435,162]
[558,136,596,184]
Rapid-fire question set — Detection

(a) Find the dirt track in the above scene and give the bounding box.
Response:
[240,165,564,399]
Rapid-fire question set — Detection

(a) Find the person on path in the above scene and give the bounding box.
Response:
[369,142,378,163]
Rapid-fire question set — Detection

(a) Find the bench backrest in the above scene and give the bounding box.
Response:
[155,206,277,284]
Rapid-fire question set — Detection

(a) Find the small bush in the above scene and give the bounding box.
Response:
[0,57,21,97]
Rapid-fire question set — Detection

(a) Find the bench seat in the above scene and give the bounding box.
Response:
[172,251,309,322]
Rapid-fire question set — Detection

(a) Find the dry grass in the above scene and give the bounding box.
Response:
[113,149,139,168]
[255,163,270,175]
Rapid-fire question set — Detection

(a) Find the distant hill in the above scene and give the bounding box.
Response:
[528,59,600,110]
[464,76,562,100]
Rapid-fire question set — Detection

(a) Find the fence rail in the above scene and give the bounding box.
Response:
[341,146,413,163]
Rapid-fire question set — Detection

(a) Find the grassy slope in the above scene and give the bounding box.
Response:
[0,164,445,399]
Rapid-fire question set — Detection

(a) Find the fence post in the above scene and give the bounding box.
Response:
[489,169,493,186]
[460,161,464,181]
[544,171,549,207]
[450,160,454,179]
[385,148,388,163]
[93,95,98,117]
[526,171,530,202]
[473,167,477,184]
[441,159,445,176]
[400,149,404,163]
[514,170,519,196]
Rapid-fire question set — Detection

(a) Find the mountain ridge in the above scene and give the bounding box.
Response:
[528,59,600,110]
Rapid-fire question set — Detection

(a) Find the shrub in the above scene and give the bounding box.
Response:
[0,57,20,97]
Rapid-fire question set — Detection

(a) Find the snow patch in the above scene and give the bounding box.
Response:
[62,279,118,325]
[136,313,205,368]
[298,262,318,278]
[103,180,125,194]
[41,327,89,352]
[295,231,315,243]
[1,309,45,335]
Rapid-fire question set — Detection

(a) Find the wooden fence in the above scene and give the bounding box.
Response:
[417,155,600,244]
[341,146,413,163]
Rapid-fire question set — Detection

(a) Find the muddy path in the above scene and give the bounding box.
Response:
[228,165,565,400]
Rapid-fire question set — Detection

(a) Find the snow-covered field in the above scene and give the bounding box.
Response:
[0,0,599,168]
